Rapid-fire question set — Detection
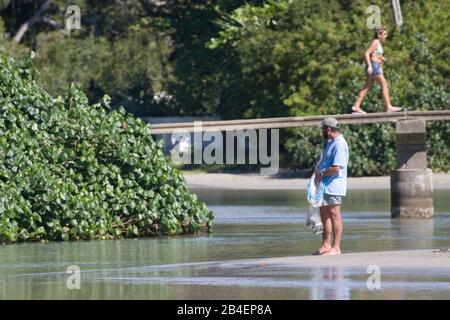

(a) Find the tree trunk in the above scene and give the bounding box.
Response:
[13,0,52,43]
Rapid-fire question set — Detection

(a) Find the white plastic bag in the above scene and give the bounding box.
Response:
[306,173,324,234]
[306,205,323,234]
[307,174,325,207]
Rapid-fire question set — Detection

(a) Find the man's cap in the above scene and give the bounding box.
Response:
[318,117,340,129]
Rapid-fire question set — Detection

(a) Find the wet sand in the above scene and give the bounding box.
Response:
[184,172,450,190]
[249,249,450,269]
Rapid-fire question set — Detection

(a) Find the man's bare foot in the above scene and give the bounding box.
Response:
[312,245,331,255]
[351,106,367,114]
[387,106,402,113]
[322,247,341,256]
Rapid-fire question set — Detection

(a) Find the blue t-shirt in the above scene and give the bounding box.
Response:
[318,135,349,196]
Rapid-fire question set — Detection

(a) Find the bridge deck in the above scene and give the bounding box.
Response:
[149,110,450,134]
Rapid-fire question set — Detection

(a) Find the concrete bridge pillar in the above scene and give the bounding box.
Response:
[390,120,433,218]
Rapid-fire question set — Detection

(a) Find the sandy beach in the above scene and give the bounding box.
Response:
[248,249,450,269]
[184,171,450,190]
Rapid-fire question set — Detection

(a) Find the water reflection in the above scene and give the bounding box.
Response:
[390,219,435,249]
[310,267,350,300]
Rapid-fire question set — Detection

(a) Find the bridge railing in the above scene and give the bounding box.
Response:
[148,110,450,134]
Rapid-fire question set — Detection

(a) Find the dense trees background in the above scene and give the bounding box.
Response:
[0,0,448,175]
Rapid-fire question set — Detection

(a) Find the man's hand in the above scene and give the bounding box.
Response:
[314,170,323,184]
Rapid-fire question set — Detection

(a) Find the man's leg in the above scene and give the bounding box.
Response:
[316,206,332,254]
[324,204,342,255]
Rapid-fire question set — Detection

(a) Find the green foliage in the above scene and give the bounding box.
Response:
[0,52,213,244]
[209,0,450,175]
[165,0,265,117]
[0,0,448,176]
[0,0,265,117]
[207,0,289,50]
[0,17,29,59]
[35,26,174,117]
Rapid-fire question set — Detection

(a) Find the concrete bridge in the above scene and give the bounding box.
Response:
[149,110,450,133]
[148,110,450,219]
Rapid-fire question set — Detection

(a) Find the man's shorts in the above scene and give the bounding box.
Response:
[322,193,342,206]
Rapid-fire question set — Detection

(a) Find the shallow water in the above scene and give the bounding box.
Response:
[0,189,449,299]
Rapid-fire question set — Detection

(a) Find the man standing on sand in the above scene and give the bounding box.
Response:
[314,117,349,256]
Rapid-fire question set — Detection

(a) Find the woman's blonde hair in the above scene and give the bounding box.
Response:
[374,26,387,39]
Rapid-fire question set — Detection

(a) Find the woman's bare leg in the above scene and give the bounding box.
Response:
[373,74,401,112]
[352,76,374,113]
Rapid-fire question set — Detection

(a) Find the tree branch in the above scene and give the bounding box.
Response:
[13,0,52,43]
[42,16,60,29]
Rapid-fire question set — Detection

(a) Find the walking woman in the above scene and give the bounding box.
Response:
[352,26,401,114]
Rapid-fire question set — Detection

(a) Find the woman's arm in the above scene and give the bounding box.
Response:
[365,40,378,64]
[364,40,378,75]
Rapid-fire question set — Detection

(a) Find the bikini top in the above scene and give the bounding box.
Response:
[373,40,384,56]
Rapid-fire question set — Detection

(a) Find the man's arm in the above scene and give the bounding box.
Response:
[320,165,341,177]
[315,165,341,183]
